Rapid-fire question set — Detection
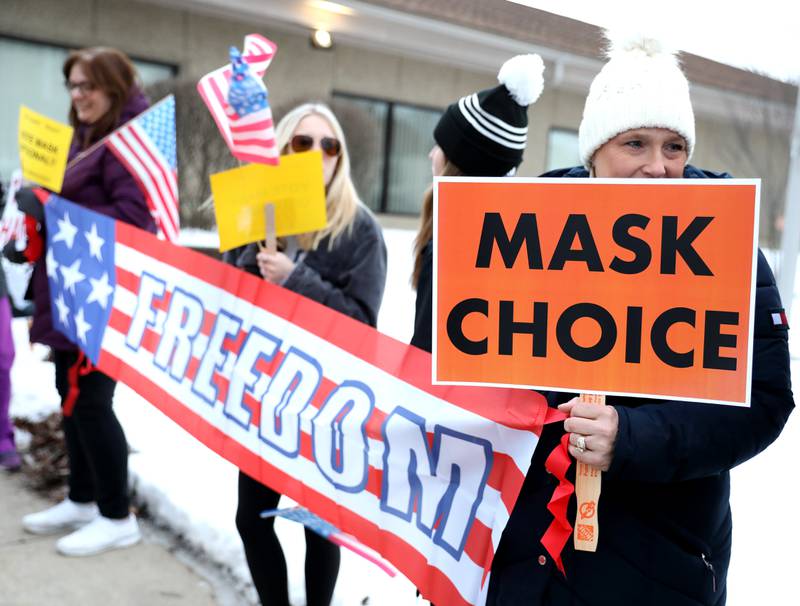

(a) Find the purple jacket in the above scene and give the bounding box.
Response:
[30,89,157,349]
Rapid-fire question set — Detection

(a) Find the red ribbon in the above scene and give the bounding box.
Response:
[62,351,95,417]
[21,187,50,263]
[23,215,43,263]
[540,432,574,576]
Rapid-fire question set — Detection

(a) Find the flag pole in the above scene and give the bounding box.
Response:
[257,202,277,253]
[64,95,173,172]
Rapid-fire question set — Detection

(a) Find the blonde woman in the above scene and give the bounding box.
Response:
[224,102,387,606]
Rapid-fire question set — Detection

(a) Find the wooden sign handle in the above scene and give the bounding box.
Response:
[574,393,606,552]
[259,202,277,253]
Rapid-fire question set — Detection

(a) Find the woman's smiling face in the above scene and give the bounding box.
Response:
[67,63,112,125]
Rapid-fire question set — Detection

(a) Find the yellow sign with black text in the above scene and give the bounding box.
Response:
[210,151,327,252]
[18,106,73,192]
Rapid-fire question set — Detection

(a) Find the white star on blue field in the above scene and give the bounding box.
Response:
[44,195,118,364]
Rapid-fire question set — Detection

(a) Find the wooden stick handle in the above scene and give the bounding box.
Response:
[259,202,277,253]
[574,393,606,552]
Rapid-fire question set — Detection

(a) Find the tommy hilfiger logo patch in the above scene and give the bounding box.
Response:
[770,308,789,330]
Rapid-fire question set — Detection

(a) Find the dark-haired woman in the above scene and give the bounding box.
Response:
[411,53,545,350]
[21,47,156,556]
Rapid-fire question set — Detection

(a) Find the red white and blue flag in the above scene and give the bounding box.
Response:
[107,95,179,243]
[197,34,279,165]
[261,506,398,577]
[43,193,551,606]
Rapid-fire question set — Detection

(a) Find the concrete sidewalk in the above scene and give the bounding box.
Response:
[0,470,217,606]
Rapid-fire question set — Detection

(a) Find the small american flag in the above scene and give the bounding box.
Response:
[261,507,397,577]
[106,95,179,242]
[197,34,279,165]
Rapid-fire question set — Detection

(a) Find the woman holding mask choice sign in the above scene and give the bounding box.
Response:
[478,33,794,606]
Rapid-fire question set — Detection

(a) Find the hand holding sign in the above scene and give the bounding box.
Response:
[255,247,295,283]
[561,396,618,471]
[562,393,612,552]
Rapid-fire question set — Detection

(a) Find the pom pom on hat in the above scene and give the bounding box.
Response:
[605,32,676,59]
[498,54,545,106]
[578,29,695,168]
[433,53,546,176]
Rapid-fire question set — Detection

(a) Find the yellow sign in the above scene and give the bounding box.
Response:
[211,151,328,252]
[18,106,74,192]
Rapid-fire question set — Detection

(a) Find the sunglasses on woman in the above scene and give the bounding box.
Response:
[290,135,341,158]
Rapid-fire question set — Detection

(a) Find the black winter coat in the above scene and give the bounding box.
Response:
[223,205,387,328]
[411,239,434,350]
[486,165,794,606]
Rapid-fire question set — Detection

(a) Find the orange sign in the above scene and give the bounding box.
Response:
[433,178,760,406]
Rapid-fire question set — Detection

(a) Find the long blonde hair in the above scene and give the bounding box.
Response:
[275,102,361,250]
[412,160,463,289]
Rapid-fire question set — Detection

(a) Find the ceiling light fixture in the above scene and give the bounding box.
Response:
[311,29,334,49]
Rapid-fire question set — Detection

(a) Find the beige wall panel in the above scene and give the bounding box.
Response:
[394,57,459,107]
[0,0,95,45]
[183,13,257,78]
[548,88,584,129]
[263,33,335,108]
[332,45,403,100]
[453,69,496,100]
[692,120,729,174]
[95,0,184,63]
[519,90,555,175]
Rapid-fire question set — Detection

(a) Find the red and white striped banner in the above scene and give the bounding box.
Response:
[45,195,550,606]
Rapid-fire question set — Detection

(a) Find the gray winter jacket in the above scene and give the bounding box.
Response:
[223,205,387,327]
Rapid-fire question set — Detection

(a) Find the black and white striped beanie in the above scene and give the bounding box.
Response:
[434,54,545,176]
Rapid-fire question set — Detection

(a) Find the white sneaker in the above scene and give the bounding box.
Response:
[22,499,99,535]
[56,513,141,557]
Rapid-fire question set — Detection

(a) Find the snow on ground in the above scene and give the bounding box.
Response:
[8,230,800,605]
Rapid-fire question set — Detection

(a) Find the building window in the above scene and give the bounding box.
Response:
[0,36,176,181]
[546,128,580,172]
[329,95,388,213]
[331,93,441,215]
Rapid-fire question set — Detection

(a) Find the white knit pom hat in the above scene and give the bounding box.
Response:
[578,31,695,168]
